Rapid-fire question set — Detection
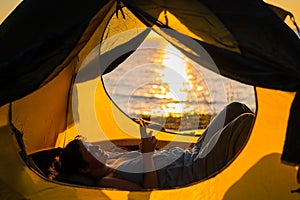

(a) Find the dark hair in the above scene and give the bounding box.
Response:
[58,136,88,174]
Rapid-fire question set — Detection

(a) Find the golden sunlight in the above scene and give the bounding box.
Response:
[151,42,201,117]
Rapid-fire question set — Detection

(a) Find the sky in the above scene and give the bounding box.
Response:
[0,0,21,24]
[265,0,300,30]
[0,0,299,30]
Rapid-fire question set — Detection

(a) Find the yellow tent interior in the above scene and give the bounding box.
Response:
[1,0,300,199]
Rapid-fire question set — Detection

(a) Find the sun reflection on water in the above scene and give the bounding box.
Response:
[102,31,256,131]
[148,41,210,118]
[103,34,218,130]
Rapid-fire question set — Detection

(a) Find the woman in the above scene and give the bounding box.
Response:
[58,125,158,190]
[56,102,254,190]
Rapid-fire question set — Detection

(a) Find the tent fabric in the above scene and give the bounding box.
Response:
[1,88,300,200]
[283,90,300,164]
[0,0,111,106]
[3,0,298,164]
[121,0,300,163]
[0,0,300,199]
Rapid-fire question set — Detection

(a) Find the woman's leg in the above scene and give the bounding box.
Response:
[192,112,255,181]
[195,102,253,149]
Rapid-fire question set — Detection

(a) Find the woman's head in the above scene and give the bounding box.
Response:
[59,136,88,174]
[59,136,110,178]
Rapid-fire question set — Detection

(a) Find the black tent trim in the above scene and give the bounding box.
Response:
[0,0,300,164]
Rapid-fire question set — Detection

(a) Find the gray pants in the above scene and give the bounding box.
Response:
[192,102,255,182]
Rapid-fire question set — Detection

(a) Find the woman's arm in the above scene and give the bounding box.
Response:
[139,121,159,189]
[142,152,158,189]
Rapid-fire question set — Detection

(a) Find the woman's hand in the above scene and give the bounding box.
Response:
[136,118,158,153]
[140,135,157,153]
[135,118,159,188]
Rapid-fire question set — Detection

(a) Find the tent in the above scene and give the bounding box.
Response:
[1,0,300,199]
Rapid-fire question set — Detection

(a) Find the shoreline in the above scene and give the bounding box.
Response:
[138,112,216,131]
